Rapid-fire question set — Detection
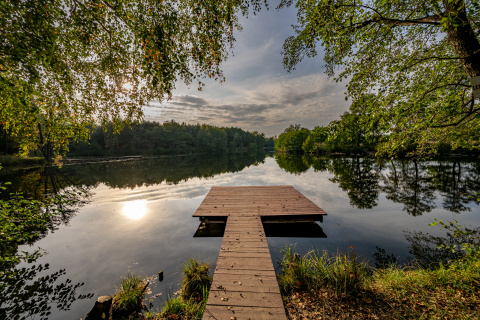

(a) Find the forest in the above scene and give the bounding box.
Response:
[0,121,274,159]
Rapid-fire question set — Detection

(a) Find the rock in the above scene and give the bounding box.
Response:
[85,295,113,320]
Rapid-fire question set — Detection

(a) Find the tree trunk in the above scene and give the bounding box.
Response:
[4,130,7,156]
[443,0,480,78]
[37,123,53,163]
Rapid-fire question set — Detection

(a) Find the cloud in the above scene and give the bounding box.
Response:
[142,5,350,136]
[144,72,349,136]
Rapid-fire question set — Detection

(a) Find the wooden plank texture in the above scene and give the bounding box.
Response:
[195,186,326,320]
[193,185,326,218]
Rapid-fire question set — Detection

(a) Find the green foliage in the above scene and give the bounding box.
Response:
[280,0,480,157]
[0,155,44,166]
[159,292,208,320]
[278,245,368,297]
[405,219,480,269]
[160,297,186,318]
[325,95,381,154]
[280,221,480,319]
[0,0,267,158]
[302,126,328,154]
[67,121,266,156]
[369,256,480,319]
[113,273,147,313]
[275,125,310,153]
[157,259,211,320]
[180,258,211,302]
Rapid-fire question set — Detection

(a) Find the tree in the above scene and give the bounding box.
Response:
[275,126,310,153]
[0,0,265,160]
[326,95,380,152]
[302,126,328,154]
[279,0,480,156]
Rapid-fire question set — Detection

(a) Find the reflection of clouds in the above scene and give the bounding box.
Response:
[32,155,480,320]
[90,158,336,207]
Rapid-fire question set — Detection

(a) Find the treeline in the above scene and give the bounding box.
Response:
[275,95,480,157]
[65,121,270,157]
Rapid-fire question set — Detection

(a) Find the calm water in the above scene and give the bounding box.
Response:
[1,153,480,320]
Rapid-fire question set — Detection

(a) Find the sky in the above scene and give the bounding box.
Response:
[143,3,350,137]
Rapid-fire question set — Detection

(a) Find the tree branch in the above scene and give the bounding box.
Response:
[401,55,467,72]
[354,14,442,29]
[431,98,478,128]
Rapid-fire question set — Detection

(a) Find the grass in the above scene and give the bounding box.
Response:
[279,222,480,319]
[180,258,211,302]
[113,273,148,314]
[0,155,44,166]
[146,258,211,320]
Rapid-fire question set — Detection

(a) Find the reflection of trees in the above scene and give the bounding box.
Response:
[329,157,380,209]
[428,160,480,213]
[1,168,90,270]
[1,153,267,193]
[274,154,309,175]
[0,263,93,320]
[0,165,92,320]
[309,156,329,172]
[404,223,480,269]
[380,160,436,216]
[274,155,480,216]
[0,165,91,202]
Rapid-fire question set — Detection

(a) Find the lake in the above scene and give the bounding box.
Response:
[1,153,480,320]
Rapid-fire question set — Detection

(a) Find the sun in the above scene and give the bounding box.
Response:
[122,199,148,220]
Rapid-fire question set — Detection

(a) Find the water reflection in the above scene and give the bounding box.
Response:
[1,153,480,320]
[122,199,148,220]
[0,153,267,199]
[275,155,480,215]
[0,263,93,320]
[193,221,327,238]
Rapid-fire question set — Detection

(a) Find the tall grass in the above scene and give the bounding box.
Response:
[180,258,211,302]
[149,258,211,320]
[278,246,368,297]
[113,273,147,313]
[158,287,209,320]
[279,221,480,319]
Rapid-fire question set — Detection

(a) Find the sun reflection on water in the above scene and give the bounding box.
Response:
[122,199,148,220]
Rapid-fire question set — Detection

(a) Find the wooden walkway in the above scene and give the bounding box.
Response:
[193,186,326,320]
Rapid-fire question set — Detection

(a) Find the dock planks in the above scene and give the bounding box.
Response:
[194,186,326,320]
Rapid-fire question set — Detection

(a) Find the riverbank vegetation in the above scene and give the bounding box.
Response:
[279,220,480,319]
[1,121,269,160]
[275,96,480,158]
[146,259,211,320]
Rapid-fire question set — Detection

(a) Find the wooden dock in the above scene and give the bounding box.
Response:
[193,186,326,320]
